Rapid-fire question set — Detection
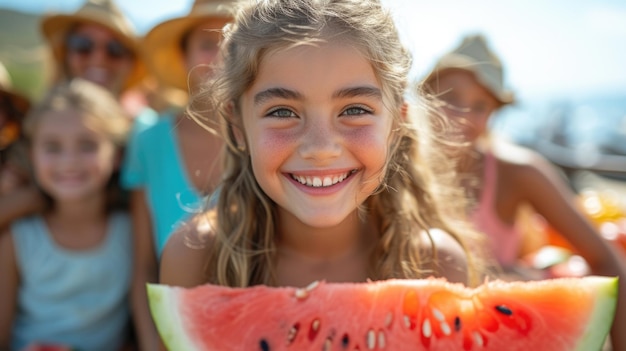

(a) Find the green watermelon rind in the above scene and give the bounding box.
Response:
[574,276,618,351]
[147,283,196,351]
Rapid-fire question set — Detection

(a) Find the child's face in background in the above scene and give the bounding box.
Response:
[65,23,134,96]
[432,69,500,144]
[240,43,394,227]
[31,108,117,202]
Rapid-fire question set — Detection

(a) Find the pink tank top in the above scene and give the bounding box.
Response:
[471,152,521,267]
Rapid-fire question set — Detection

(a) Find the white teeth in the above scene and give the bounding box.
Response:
[291,171,353,188]
[312,177,322,187]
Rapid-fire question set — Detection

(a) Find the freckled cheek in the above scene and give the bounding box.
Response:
[344,127,390,163]
[251,129,299,158]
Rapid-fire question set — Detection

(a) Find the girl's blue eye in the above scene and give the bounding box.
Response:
[343,106,371,116]
[43,142,62,154]
[267,108,296,118]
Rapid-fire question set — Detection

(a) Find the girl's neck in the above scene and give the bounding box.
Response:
[276,210,376,262]
[47,193,108,222]
[44,194,109,251]
[274,210,377,287]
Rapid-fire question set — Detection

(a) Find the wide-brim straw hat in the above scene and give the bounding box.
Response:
[142,0,235,92]
[0,61,31,118]
[424,34,514,105]
[40,0,146,92]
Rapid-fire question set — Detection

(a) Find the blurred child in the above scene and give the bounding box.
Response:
[422,33,626,349]
[121,0,234,348]
[0,79,132,351]
[0,0,146,233]
[160,0,487,292]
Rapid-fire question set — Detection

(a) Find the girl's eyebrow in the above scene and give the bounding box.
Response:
[254,86,382,106]
[332,86,382,100]
[254,88,302,106]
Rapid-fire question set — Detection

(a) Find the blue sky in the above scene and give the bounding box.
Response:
[2,0,626,100]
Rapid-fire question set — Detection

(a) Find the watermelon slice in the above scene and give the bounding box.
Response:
[148,276,617,351]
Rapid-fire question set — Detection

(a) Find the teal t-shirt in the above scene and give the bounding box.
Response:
[121,111,205,256]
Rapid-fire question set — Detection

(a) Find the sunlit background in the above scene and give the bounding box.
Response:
[1,0,625,178]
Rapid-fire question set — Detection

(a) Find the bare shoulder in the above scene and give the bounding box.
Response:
[160,211,216,288]
[419,228,468,284]
[491,140,565,186]
[490,138,544,167]
[490,138,564,180]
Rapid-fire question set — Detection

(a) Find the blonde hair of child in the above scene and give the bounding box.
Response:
[23,78,129,146]
[189,0,487,287]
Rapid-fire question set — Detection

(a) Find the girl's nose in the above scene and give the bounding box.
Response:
[298,119,341,162]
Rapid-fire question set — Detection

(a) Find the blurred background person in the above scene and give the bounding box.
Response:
[0,0,147,230]
[120,0,234,348]
[421,33,626,350]
[0,78,132,351]
[0,60,31,198]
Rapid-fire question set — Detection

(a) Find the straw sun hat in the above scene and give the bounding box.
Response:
[424,34,514,105]
[40,0,146,91]
[142,0,235,92]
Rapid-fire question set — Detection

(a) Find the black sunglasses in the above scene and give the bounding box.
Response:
[66,35,131,60]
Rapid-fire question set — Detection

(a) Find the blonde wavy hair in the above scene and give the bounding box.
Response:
[189,0,487,287]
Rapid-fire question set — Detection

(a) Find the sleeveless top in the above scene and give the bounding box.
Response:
[471,152,522,267]
[10,212,132,351]
[121,112,205,256]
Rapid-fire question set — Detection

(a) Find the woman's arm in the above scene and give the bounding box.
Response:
[128,189,160,351]
[0,230,18,348]
[519,154,626,350]
[0,186,45,231]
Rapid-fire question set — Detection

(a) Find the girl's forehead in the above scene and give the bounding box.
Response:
[252,42,379,90]
[35,109,99,134]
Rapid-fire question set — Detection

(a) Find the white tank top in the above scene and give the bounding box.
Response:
[10,212,132,351]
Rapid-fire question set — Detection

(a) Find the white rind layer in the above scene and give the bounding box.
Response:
[148,283,198,351]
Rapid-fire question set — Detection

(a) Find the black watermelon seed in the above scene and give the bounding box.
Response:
[495,305,513,316]
[454,316,462,331]
[259,339,270,351]
[341,333,350,348]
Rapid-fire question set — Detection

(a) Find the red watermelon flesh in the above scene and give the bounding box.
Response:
[148,276,617,351]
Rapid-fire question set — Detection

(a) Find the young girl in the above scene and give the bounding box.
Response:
[160,0,487,293]
[422,33,626,350]
[0,79,132,351]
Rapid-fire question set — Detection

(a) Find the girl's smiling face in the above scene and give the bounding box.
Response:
[239,43,394,227]
[31,108,117,203]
